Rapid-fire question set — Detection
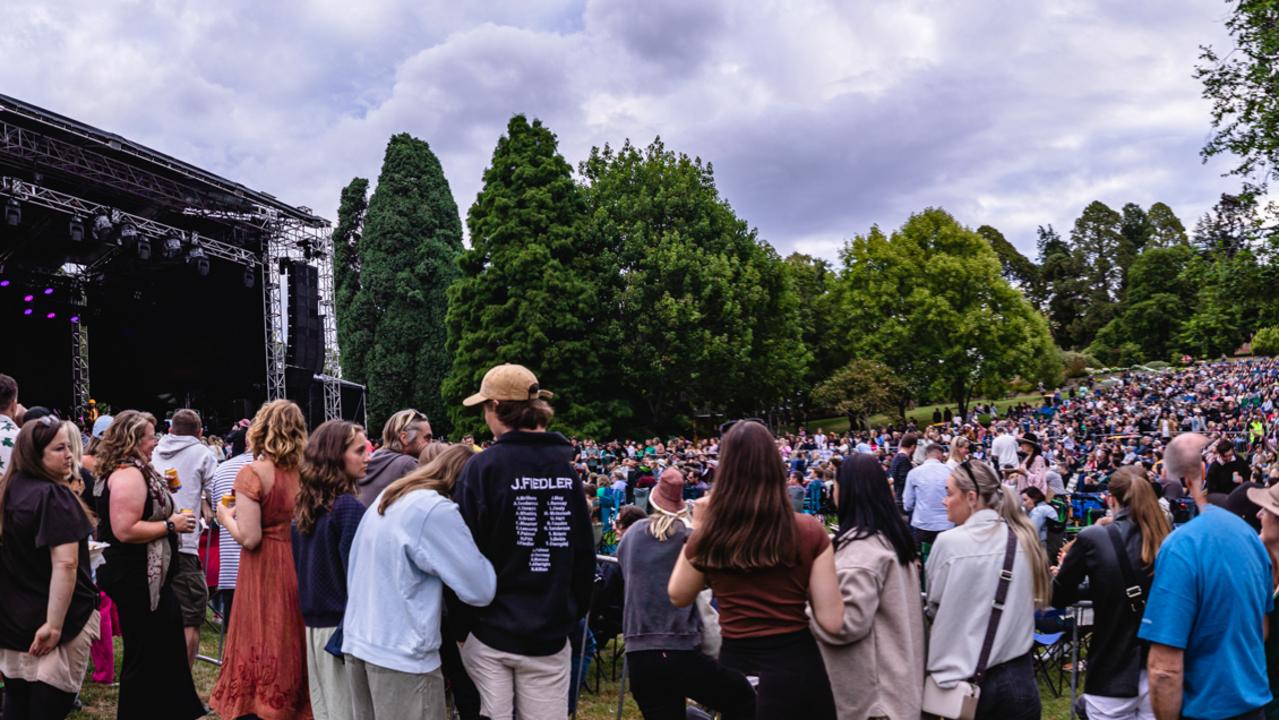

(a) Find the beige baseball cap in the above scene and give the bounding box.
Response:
[462,364,555,407]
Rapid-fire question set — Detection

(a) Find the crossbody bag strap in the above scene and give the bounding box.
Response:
[972,525,1018,685]
[1105,523,1146,615]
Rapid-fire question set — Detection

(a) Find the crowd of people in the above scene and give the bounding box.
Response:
[0,357,1278,720]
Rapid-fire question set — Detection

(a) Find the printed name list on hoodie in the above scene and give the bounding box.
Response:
[512,476,575,572]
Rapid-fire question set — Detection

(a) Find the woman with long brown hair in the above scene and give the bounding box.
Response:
[668,420,843,720]
[211,399,312,720]
[1053,465,1171,719]
[93,410,204,720]
[0,418,102,720]
[341,444,496,720]
[292,420,368,720]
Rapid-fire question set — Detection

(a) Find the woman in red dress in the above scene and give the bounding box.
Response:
[211,400,312,720]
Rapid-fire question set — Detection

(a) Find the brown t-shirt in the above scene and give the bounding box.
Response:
[685,513,831,639]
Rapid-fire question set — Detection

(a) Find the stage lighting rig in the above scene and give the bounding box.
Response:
[161,233,183,260]
[69,217,85,242]
[91,214,113,242]
[187,240,209,276]
[243,266,256,289]
[118,222,138,248]
[4,198,20,226]
[136,237,152,261]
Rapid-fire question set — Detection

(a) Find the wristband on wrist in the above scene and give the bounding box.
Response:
[165,520,176,536]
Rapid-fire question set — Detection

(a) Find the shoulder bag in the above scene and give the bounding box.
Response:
[922,526,1018,720]
[1104,523,1146,615]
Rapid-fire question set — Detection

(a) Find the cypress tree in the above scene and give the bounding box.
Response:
[443,116,619,438]
[332,177,371,383]
[358,134,462,433]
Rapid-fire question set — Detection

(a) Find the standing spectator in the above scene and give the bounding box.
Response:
[1020,487,1057,554]
[292,420,369,720]
[93,410,204,720]
[946,436,971,469]
[926,459,1051,719]
[0,418,101,719]
[990,423,1019,471]
[890,434,917,513]
[356,409,432,506]
[210,399,313,720]
[1206,438,1251,495]
[1249,481,1279,719]
[1018,433,1048,493]
[1053,466,1170,719]
[903,444,954,549]
[151,408,218,666]
[812,453,925,719]
[1141,433,1272,719]
[210,426,252,627]
[344,444,496,720]
[669,420,843,720]
[617,468,754,719]
[451,364,595,720]
[0,373,19,476]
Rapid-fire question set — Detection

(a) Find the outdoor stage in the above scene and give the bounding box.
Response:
[0,93,364,430]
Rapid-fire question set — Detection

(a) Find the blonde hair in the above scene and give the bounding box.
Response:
[247,400,307,469]
[418,441,448,467]
[648,503,690,542]
[1109,465,1171,566]
[379,444,476,515]
[95,410,159,474]
[62,420,84,481]
[950,460,1053,608]
[381,409,428,453]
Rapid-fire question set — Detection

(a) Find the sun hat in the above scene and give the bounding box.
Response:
[462,364,554,407]
[1246,483,1279,520]
[651,468,686,514]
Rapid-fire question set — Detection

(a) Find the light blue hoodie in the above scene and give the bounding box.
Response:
[342,488,496,674]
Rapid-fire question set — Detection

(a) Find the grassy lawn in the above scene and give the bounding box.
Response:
[795,392,1050,435]
[69,625,1080,719]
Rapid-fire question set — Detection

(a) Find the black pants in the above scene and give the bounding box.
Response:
[2,677,77,720]
[627,649,754,720]
[439,620,481,720]
[106,579,205,720]
[719,629,835,720]
[975,654,1040,720]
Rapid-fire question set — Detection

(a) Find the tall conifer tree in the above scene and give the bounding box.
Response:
[332,177,371,383]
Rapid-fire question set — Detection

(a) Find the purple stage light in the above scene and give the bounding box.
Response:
[23,308,32,316]
[22,294,33,302]
[43,288,53,295]
[70,315,80,324]
[46,312,56,319]
[0,280,9,287]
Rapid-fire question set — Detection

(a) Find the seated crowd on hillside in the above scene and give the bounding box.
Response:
[1,357,1278,720]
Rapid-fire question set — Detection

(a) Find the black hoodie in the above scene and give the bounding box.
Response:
[451,430,595,656]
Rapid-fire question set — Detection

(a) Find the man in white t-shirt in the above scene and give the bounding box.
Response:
[990,422,1020,470]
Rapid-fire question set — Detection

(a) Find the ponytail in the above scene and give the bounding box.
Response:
[1109,465,1171,567]
[952,460,1053,609]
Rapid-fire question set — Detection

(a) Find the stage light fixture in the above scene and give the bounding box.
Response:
[91,214,113,242]
[243,266,255,289]
[136,237,152,261]
[187,243,209,276]
[70,315,80,324]
[161,233,183,260]
[22,294,33,302]
[69,217,85,242]
[43,288,53,296]
[46,312,56,320]
[4,198,20,226]
[0,280,9,288]
[22,308,32,316]
[118,223,138,247]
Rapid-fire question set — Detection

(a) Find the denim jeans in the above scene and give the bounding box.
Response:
[975,653,1040,720]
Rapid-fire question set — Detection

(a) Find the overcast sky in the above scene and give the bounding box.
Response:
[1,0,1244,260]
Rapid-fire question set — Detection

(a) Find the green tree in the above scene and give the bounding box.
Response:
[332,177,371,383]
[1253,326,1279,356]
[1089,244,1197,364]
[1069,201,1125,343]
[834,208,1059,417]
[1036,225,1088,348]
[578,139,807,433]
[976,225,1039,293]
[783,253,843,396]
[358,134,463,433]
[1197,0,1279,196]
[1146,202,1188,247]
[443,116,621,439]
[811,358,907,430]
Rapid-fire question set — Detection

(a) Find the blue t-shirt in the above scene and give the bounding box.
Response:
[1138,505,1273,719]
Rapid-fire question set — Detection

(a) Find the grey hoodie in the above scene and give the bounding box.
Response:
[152,434,219,555]
[357,449,418,507]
